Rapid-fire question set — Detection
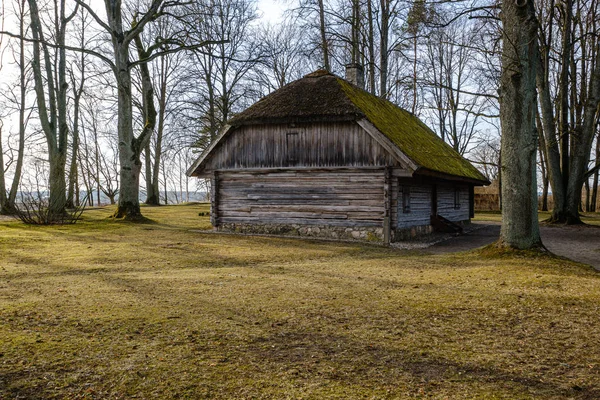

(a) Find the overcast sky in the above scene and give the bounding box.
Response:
[0,0,286,87]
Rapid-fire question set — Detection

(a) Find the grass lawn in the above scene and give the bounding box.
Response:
[1,204,600,399]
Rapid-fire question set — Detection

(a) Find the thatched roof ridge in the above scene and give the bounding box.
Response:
[228,70,365,126]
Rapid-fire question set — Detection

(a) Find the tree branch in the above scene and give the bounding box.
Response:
[72,0,111,33]
[129,40,228,69]
[0,30,116,71]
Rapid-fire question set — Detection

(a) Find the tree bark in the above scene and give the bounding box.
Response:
[28,0,71,218]
[565,42,600,220]
[591,137,599,212]
[498,0,542,249]
[104,0,159,220]
[366,0,376,94]
[318,0,330,71]
[379,0,389,98]
[2,0,27,215]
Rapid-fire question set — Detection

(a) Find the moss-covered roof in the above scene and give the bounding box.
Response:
[336,79,488,183]
[226,70,488,184]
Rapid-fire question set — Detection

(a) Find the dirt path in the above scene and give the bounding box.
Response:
[425,222,600,271]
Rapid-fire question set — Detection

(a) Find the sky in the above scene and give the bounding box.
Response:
[0,0,286,86]
[257,0,286,22]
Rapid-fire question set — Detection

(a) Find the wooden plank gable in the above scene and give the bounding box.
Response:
[192,122,412,176]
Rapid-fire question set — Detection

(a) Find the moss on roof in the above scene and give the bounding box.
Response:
[226,70,488,183]
[337,79,488,182]
[228,70,364,126]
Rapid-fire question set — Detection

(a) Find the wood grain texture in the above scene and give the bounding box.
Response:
[203,122,400,171]
[396,184,432,229]
[436,184,470,222]
[217,169,385,227]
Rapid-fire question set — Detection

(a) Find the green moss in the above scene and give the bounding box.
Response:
[338,79,488,182]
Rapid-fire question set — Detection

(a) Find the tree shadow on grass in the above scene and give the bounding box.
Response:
[240,330,599,399]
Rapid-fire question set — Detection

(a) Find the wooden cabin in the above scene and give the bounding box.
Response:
[187,69,490,244]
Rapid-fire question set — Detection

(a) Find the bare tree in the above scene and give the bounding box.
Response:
[536,0,600,223]
[498,0,542,248]
[1,0,31,214]
[27,0,78,218]
[72,0,218,220]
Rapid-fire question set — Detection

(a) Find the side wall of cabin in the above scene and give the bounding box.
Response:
[212,168,387,241]
[390,177,471,239]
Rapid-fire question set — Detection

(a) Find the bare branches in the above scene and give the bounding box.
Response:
[72,0,111,33]
[0,29,117,71]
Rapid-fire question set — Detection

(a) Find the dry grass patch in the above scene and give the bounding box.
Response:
[1,203,599,399]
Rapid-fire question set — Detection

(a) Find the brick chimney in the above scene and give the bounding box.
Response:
[345,63,365,89]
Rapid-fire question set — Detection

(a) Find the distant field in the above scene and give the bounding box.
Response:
[1,204,599,399]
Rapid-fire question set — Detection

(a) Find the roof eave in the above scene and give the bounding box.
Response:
[356,118,419,171]
[186,124,234,177]
[414,167,491,185]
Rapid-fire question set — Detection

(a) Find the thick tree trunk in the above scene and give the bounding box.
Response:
[112,42,142,219]
[106,1,157,220]
[498,0,542,249]
[558,0,572,198]
[48,149,68,217]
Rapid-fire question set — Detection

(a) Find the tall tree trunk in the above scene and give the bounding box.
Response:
[379,0,389,98]
[2,0,27,214]
[105,1,158,220]
[0,124,6,210]
[591,138,599,212]
[558,0,572,200]
[67,78,84,209]
[498,0,542,249]
[366,0,375,94]
[537,112,549,211]
[565,42,600,220]
[536,52,568,221]
[318,0,330,71]
[145,56,166,206]
[28,0,70,218]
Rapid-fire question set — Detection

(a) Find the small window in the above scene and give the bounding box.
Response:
[454,187,461,209]
[402,186,411,213]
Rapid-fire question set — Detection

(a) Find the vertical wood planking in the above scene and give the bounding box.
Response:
[204,122,400,171]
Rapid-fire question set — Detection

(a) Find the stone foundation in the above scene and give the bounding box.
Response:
[217,223,384,242]
[217,220,470,243]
